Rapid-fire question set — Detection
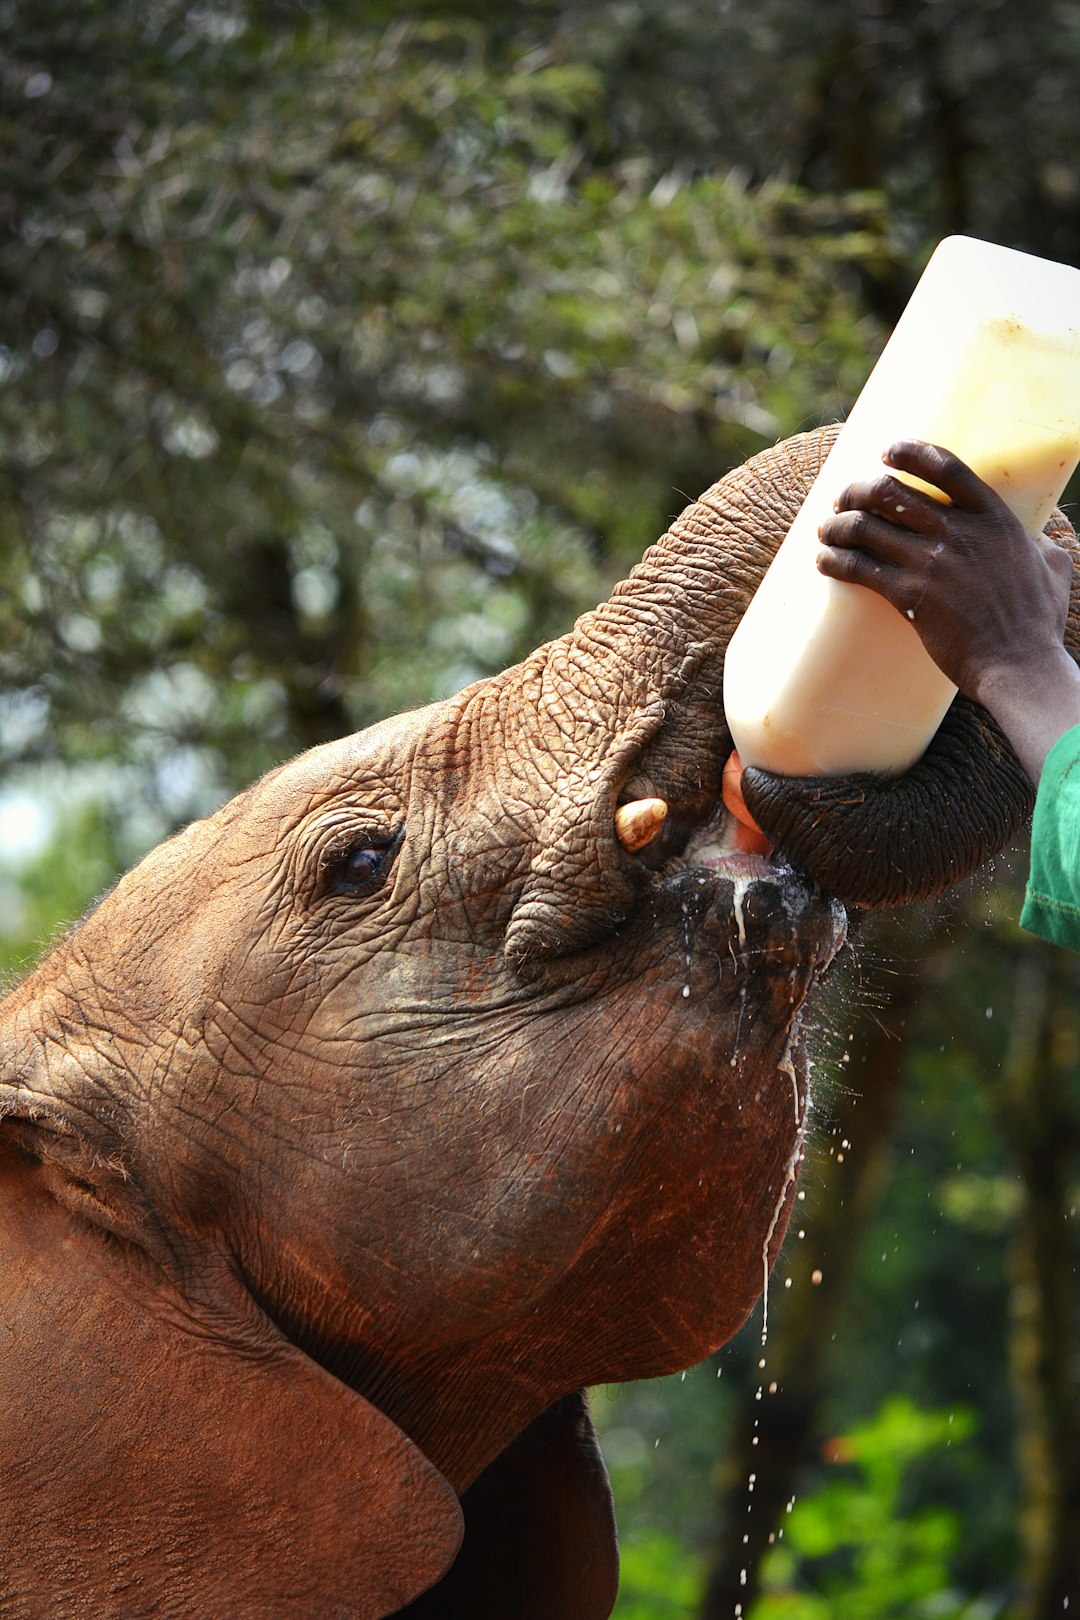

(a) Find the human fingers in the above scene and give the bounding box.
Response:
[829,469,952,540]
[815,521,921,615]
[818,506,934,572]
[882,440,1006,514]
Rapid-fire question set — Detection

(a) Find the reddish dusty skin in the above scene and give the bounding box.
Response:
[0,434,849,1620]
[1,425,1072,1620]
[723,750,774,856]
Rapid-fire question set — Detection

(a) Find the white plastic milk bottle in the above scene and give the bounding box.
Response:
[723,235,1080,777]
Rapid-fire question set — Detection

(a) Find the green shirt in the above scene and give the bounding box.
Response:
[1020,722,1080,951]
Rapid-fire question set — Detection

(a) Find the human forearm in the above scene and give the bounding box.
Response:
[971,646,1080,786]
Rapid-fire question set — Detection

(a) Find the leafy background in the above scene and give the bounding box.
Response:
[3,2,1080,1614]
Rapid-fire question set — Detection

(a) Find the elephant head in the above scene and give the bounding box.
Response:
[1,426,1075,1619]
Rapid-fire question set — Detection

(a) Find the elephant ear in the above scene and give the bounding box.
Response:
[0,1141,462,1619]
[723,428,1080,907]
[393,1391,618,1620]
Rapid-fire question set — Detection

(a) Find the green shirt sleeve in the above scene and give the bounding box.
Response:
[1019,722,1080,951]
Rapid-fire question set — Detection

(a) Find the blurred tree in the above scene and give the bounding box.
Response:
[0,0,890,858]
[938,899,1080,1618]
[534,0,1080,299]
[751,1395,979,1619]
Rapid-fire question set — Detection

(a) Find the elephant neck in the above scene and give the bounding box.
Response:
[230,1260,576,1494]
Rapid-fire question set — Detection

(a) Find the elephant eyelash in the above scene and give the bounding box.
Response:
[320,823,405,900]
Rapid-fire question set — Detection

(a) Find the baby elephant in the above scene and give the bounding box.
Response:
[0,427,1065,1618]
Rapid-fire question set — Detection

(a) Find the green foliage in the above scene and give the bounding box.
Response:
[751,1398,978,1620]
[613,1530,701,1620]
[0,798,120,979]
[594,1358,745,1555]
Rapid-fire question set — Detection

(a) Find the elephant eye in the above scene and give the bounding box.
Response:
[327,826,404,897]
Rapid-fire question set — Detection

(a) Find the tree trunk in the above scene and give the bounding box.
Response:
[996,946,1080,1619]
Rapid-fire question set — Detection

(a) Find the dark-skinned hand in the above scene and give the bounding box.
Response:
[816,439,1080,784]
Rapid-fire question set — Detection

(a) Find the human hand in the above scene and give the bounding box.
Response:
[816,439,1074,710]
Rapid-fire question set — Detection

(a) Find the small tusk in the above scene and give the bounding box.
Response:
[614,797,668,853]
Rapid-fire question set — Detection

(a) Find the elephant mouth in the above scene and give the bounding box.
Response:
[681,807,785,882]
[611,751,848,979]
[510,760,847,973]
[615,741,841,965]
[665,805,849,977]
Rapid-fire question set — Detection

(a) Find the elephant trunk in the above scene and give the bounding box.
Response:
[500,427,1080,942]
[741,698,1035,907]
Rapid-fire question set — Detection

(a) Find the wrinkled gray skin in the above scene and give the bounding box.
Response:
[1,427,1075,1620]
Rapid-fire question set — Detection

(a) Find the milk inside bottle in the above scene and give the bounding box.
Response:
[722,235,1080,778]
